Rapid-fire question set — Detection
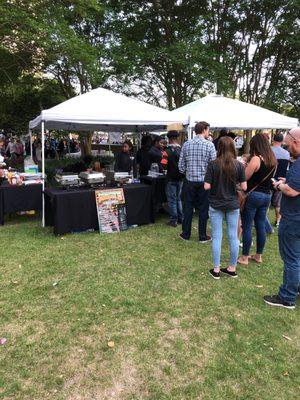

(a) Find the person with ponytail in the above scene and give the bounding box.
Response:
[204,137,247,279]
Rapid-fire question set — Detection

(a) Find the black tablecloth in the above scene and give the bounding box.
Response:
[0,182,42,225]
[44,184,154,235]
[140,176,167,211]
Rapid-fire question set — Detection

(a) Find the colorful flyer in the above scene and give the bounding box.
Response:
[95,189,128,233]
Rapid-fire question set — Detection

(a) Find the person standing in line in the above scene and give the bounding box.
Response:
[268,133,290,227]
[164,130,184,227]
[213,128,228,150]
[179,121,216,243]
[264,128,300,309]
[204,137,247,279]
[238,133,277,266]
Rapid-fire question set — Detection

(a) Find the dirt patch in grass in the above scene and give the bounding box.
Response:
[2,320,46,344]
[63,351,146,400]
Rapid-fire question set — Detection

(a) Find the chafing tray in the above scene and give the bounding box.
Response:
[79,171,105,184]
[105,170,132,185]
[55,173,80,187]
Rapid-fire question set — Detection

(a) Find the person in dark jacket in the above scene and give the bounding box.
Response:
[148,135,164,171]
[114,140,136,175]
[165,131,184,227]
[213,128,228,150]
[136,135,152,176]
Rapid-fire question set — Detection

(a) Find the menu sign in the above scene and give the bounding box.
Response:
[95,189,128,233]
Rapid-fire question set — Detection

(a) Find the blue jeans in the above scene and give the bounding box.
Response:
[209,207,240,267]
[166,180,183,223]
[241,191,271,255]
[278,219,300,304]
[182,180,209,240]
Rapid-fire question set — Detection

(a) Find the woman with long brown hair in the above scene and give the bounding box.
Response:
[238,133,277,265]
[204,137,247,279]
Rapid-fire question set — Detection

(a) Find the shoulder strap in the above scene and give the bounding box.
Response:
[248,165,277,194]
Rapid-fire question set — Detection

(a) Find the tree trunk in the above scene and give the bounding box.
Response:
[244,130,252,154]
[79,132,92,157]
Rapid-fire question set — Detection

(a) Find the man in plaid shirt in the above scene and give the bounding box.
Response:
[179,121,216,242]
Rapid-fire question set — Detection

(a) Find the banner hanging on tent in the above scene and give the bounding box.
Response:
[95,189,128,234]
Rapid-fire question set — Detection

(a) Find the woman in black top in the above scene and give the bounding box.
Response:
[114,140,136,175]
[238,133,277,265]
[204,137,247,279]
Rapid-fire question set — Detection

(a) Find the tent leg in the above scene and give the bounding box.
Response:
[108,135,111,156]
[187,116,192,140]
[29,129,33,158]
[41,121,45,228]
[188,125,192,140]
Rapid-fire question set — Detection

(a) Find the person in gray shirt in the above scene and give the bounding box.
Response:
[269,133,290,227]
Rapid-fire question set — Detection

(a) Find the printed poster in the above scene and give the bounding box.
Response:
[95,189,128,234]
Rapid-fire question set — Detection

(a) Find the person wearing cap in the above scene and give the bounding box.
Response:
[164,131,184,227]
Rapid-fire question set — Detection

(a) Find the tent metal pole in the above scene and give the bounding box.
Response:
[29,128,33,158]
[41,121,45,227]
[108,134,111,156]
[187,116,192,140]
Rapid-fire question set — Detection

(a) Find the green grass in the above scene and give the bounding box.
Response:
[0,214,299,399]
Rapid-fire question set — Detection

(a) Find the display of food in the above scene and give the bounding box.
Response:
[79,171,106,185]
[55,173,81,188]
[7,171,23,185]
[105,170,133,185]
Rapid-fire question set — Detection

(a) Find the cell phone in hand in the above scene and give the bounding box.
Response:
[271,178,277,184]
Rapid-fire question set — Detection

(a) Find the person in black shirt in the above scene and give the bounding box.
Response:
[136,135,152,176]
[114,140,136,175]
[205,137,247,279]
[213,128,228,150]
[165,131,184,227]
[238,133,277,266]
[148,135,164,171]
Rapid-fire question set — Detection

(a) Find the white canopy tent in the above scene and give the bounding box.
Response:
[28,88,183,227]
[29,87,182,132]
[171,94,298,137]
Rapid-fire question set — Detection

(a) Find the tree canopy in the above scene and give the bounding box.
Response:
[0,0,299,133]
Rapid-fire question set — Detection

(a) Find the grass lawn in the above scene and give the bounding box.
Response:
[0,214,299,400]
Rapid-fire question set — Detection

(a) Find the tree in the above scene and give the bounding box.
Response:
[1,0,298,129]
[105,0,216,109]
[0,76,67,133]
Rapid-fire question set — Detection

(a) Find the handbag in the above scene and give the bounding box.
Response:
[238,166,276,213]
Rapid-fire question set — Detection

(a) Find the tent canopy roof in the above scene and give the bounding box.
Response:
[29,88,183,132]
[171,94,298,130]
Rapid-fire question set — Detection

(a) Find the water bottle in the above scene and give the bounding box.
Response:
[150,163,159,173]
